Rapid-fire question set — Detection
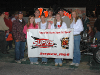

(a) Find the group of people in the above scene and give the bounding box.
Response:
[0,8,88,67]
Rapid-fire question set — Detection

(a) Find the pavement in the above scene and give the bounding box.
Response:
[0,62,100,75]
[0,47,100,75]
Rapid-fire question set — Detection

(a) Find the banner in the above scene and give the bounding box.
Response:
[27,29,74,59]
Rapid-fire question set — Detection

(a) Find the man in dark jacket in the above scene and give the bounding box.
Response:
[12,11,26,63]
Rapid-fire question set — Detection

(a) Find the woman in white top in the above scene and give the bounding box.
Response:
[70,10,83,66]
[39,14,49,64]
[51,13,67,66]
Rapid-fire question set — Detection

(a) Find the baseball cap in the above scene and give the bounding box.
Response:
[18,11,23,14]
[5,12,9,16]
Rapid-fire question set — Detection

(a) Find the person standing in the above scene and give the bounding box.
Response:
[34,9,41,24]
[51,13,67,66]
[39,14,50,64]
[70,10,83,66]
[58,8,70,28]
[11,13,18,22]
[4,12,12,32]
[12,11,26,63]
[0,11,9,54]
[82,13,90,32]
[23,15,39,64]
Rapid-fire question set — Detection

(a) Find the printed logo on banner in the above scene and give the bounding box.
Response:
[31,36,57,49]
[60,37,69,49]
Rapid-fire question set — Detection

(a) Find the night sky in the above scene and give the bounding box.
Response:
[0,0,100,15]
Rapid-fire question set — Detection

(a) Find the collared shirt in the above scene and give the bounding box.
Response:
[70,18,83,35]
[0,16,9,31]
[19,19,22,22]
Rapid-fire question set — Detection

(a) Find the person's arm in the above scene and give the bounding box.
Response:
[23,25,27,34]
[0,19,9,30]
[73,19,83,32]
[35,24,39,29]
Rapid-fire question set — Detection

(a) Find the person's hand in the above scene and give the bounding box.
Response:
[16,40,19,42]
[37,22,39,25]
[48,21,53,24]
[26,29,29,32]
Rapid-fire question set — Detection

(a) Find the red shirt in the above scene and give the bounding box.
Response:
[4,18,12,32]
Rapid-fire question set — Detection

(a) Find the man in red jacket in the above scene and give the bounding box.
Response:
[4,12,12,32]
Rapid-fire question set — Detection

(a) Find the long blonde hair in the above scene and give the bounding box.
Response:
[54,13,63,28]
[27,15,36,28]
[70,10,80,24]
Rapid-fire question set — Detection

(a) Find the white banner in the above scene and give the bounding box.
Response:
[27,29,74,59]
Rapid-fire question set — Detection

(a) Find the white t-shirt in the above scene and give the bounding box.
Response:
[51,21,67,29]
[40,22,47,29]
[35,18,41,23]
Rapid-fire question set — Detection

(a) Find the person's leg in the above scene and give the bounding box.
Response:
[73,35,81,64]
[29,57,34,64]
[20,41,25,60]
[15,41,20,60]
[42,57,48,62]
[55,58,62,66]
[33,57,38,63]
[9,41,13,49]
[0,32,7,53]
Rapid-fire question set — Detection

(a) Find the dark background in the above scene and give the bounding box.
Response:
[0,0,100,17]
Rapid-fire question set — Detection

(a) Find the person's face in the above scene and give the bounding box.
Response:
[30,17,35,23]
[56,14,61,21]
[2,13,5,18]
[48,11,53,16]
[72,12,76,18]
[18,14,23,19]
[34,10,40,17]
[5,15,9,19]
[15,14,18,19]
[41,16,45,22]
[59,11,64,17]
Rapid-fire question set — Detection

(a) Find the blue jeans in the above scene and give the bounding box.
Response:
[15,41,25,60]
[29,57,38,62]
[55,58,62,64]
[73,35,81,64]
[42,58,48,62]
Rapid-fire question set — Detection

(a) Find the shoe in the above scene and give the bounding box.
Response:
[55,63,58,66]
[6,51,9,54]
[20,58,26,61]
[30,62,33,64]
[41,62,47,64]
[59,63,62,66]
[2,52,9,54]
[2,52,7,54]
[70,62,75,65]
[15,60,21,63]
[75,63,79,66]
[34,62,39,64]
